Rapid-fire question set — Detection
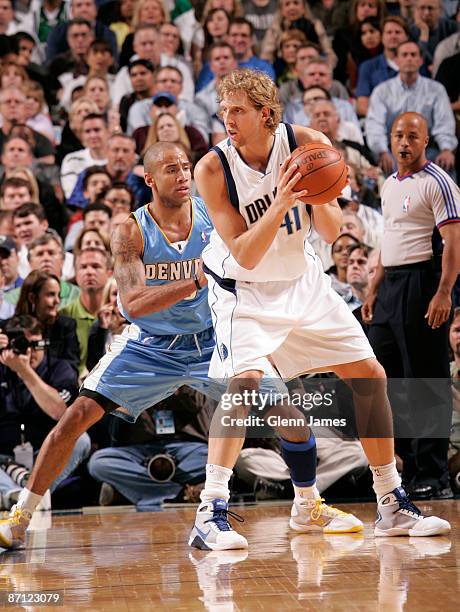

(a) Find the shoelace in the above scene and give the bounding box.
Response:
[309,498,347,521]
[394,495,421,517]
[204,508,244,532]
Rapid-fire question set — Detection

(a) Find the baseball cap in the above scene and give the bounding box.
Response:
[152,91,177,106]
[0,234,17,255]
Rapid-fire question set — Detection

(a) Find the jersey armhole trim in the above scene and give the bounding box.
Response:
[211,146,239,210]
[130,211,145,258]
[283,122,297,153]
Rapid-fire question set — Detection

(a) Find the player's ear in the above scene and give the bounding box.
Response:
[144,172,155,188]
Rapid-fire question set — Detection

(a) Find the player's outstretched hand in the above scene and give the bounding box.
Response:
[274,157,309,212]
[425,290,451,329]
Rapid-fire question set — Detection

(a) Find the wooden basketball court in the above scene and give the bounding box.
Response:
[0,500,458,610]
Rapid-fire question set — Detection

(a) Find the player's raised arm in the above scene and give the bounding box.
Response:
[195,152,309,270]
[111,217,205,317]
[293,125,343,243]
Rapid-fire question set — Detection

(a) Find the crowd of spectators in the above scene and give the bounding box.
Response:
[0,0,459,511]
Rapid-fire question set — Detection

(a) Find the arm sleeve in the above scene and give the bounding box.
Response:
[430,83,458,152]
[355,61,372,97]
[46,360,79,407]
[425,165,460,228]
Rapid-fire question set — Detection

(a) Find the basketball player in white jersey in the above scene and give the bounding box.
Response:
[188,69,450,551]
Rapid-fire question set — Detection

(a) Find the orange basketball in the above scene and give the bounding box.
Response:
[291,142,348,205]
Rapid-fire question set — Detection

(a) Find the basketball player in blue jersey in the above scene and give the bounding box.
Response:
[0,141,221,550]
[188,69,450,551]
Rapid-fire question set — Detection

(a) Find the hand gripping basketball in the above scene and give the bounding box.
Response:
[274,157,310,213]
[290,142,348,205]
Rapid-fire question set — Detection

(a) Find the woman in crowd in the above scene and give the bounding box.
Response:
[14,270,80,373]
[56,97,99,165]
[193,8,231,84]
[73,228,111,257]
[119,0,170,66]
[273,29,307,84]
[326,233,361,299]
[23,81,55,144]
[260,0,336,69]
[348,17,383,91]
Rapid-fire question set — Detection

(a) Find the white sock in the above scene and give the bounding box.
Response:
[370,460,402,500]
[200,464,233,503]
[294,483,320,502]
[16,488,42,515]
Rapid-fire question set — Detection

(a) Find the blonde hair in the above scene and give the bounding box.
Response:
[23,81,45,112]
[217,69,282,134]
[132,0,170,28]
[101,277,118,305]
[142,112,191,156]
[5,167,40,204]
[74,227,111,256]
[69,96,99,132]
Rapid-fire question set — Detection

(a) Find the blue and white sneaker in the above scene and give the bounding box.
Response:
[189,499,248,551]
[374,487,451,537]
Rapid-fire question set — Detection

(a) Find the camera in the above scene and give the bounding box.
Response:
[2,328,50,355]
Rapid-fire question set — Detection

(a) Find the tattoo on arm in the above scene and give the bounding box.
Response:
[111,232,144,293]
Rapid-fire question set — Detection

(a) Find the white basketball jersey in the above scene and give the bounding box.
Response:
[202,123,316,282]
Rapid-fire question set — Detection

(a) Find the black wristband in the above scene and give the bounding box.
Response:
[193,272,202,291]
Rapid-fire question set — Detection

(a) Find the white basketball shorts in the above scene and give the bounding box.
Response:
[206,255,374,380]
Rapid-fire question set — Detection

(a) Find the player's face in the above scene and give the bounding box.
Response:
[146,149,192,207]
[390,116,428,169]
[219,92,269,146]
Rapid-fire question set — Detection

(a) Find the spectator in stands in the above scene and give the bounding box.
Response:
[273,29,308,84]
[128,65,208,141]
[142,112,192,159]
[60,247,112,375]
[56,97,99,165]
[432,3,460,75]
[4,231,79,308]
[340,187,384,249]
[0,177,36,211]
[332,0,387,85]
[197,8,231,80]
[0,62,29,90]
[83,202,112,235]
[241,0,277,50]
[0,234,22,291]
[340,210,366,242]
[23,81,55,145]
[83,75,113,116]
[348,17,383,91]
[346,243,371,309]
[410,0,458,66]
[61,113,109,200]
[88,388,211,509]
[365,40,457,174]
[33,0,68,46]
[0,315,89,509]
[118,0,169,67]
[215,17,275,82]
[0,87,54,162]
[195,43,238,142]
[48,18,94,82]
[86,277,127,371]
[282,57,360,128]
[46,0,117,60]
[356,16,409,117]
[102,183,135,217]
[261,0,336,68]
[73,227,110,256]
[0,0,35,36]
[12,203,48,278]
[69,134,150,208]
[326,233,360,299]
[119,59,155,133]
[113,23,194,106]
[14,270,80,372]
[435,46,460,113]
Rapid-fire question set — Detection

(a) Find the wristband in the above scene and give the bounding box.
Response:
[193,272,202,291]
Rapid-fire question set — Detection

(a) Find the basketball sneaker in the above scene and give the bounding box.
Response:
[374,487,451,537]
[290,497,364,533]
[189,499,248,551]
[0,505,31,549]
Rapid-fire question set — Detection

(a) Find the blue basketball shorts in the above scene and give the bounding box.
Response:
[82,324,224,422]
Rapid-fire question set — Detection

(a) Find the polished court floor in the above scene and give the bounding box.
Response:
[0,500,459,610]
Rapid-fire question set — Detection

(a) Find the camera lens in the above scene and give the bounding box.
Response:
[146,454,176,482]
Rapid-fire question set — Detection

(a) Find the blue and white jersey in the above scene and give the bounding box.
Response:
[119,197,214,335]
[202,122,314,282]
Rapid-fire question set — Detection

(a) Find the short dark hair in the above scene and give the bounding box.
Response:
[208,42,237,59]
[76,246,113,269]
[103,182,135,211]
[82,113,108,126]
[229,17,254,36]
[396,39,422,56]
[3,135,32,155]
[11,32,36,49]
[88,39,112,54]
[67,18,92,32]
[303,85,332,100]
[0,177,32,196]
[12,202,46,222]
[82,166,111,190]
[154,65,183,83]
[382,15,410,36]
[348,243,371,259]
[128,58,154,74]
[4,314,43,336]
[83,202,112,219]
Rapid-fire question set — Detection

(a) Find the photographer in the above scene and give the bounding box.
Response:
[0,315,90,510]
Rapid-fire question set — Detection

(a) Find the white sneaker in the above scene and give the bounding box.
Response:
[290,497,364,534]
[0,505,31,549]
[189,499,248,551]
[374,487,451,537]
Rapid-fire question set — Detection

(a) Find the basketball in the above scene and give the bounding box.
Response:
[290,142,348,205]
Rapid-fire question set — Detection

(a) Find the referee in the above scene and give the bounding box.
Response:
[363,112,460,499]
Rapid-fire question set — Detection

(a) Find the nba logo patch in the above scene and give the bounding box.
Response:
[402,195,410,213]
[201,231,207,242]
[219,343,228,361]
